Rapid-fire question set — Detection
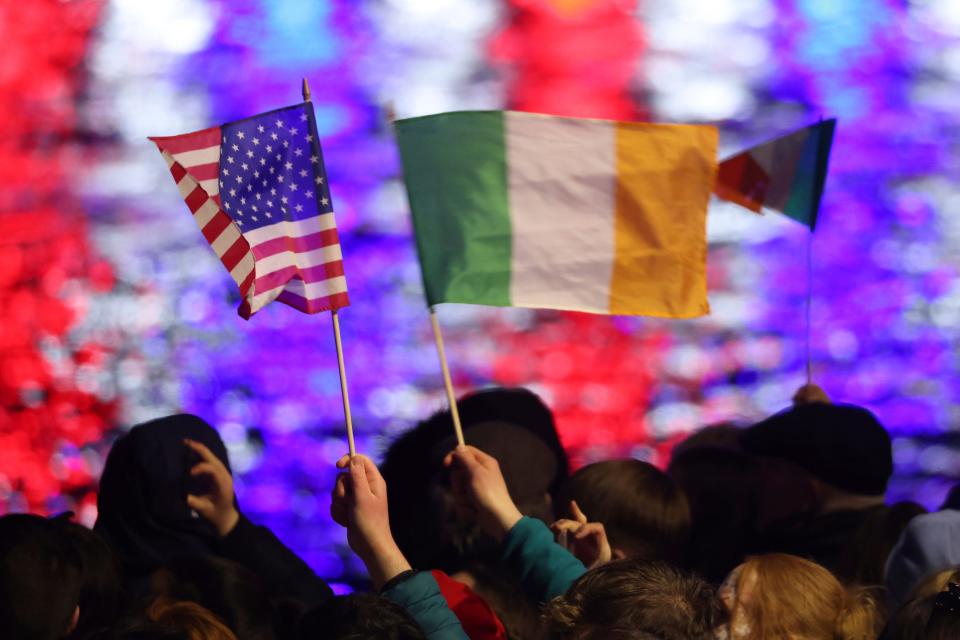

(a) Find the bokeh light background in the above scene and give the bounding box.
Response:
[3,0,960,588]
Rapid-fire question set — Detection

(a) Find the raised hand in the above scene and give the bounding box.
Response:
[184,438,240,537]
[443,445,523,541]
[331,454,411,590]
[550,500,612,569]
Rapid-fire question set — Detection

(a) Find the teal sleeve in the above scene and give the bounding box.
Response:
[382,571,470,640]
[500,516,587,603]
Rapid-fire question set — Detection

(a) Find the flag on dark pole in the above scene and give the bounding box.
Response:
[714,119,836,230]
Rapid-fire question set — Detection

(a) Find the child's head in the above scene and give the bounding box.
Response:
[150,555,274,640]
[146,598,237,640]
[542,559,726,640]
[720,553,883,640]
[297,594,426,640]
[561,460,691,564]
[881,582,960,640]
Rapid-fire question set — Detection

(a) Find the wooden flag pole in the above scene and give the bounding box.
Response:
[385,102,464,446]
[429,306,465,446]
[333,309,356,457]
[303,77,356,457]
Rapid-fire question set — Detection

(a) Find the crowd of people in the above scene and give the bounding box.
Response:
[3,384,959,639]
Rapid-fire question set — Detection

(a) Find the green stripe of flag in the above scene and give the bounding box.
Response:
[783,119,836,230]
[396,111,512,306]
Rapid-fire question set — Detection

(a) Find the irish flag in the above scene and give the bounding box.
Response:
[714,119,836,230]
[395,111,718,318]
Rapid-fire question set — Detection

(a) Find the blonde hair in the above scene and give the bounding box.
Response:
[728,554,883,640]
[146,597,238,640]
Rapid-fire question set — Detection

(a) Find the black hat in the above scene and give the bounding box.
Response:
[739,403,892,496]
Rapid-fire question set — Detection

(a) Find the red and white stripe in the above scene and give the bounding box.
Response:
[151,127,349,319]
[242,214,349,315]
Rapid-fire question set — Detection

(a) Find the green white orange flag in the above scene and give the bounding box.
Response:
[395,110,718,319]
[714,119,836,230]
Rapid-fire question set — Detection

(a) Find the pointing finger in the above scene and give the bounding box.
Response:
[570,500,588,524]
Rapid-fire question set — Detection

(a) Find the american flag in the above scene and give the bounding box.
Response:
[150,103,349,319]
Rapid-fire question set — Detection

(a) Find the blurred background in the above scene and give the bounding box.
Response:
[2,0,960,590]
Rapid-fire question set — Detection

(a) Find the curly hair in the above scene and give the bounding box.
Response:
[542,559,726,640]
[297,594,426,640]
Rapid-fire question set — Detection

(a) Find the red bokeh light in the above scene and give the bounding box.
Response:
[0,0,116,514]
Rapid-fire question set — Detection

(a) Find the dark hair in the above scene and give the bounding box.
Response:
[150,555,274,640]
[668,446,761,583]
[881,584,960,640]
[382,387,568,570]
[297,594,426,640]
[560,460,691,564]
[542,560,726,640]
[834,500,927,586]
[55,521,124,640]
[456,562,541,640]
[87,618,189,640]
[0,513,83,640]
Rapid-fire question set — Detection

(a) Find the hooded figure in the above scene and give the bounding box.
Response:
[95,414,231,578]
[885,510,960,605]
[95,413,332,615]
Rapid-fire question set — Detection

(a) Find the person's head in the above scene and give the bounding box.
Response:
[880,582,960,640]
[150,556,274,640]
[0,513,83,640]
[54,520,124,640]
[145,598,237,640]
[560,460,690,564]
[381,387,568,569]
[834,499,926,587]
[542,559,726,640]
[95,414,231,578]
[296,594,425,640]
[668,445,761,583]
[720,553,883,640]
[739,403,893,504]
[910,567,960,602]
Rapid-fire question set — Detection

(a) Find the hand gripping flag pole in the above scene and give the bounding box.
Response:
[303,78,356,457]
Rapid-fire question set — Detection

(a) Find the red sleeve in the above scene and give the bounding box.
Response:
[430,570,508,640]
